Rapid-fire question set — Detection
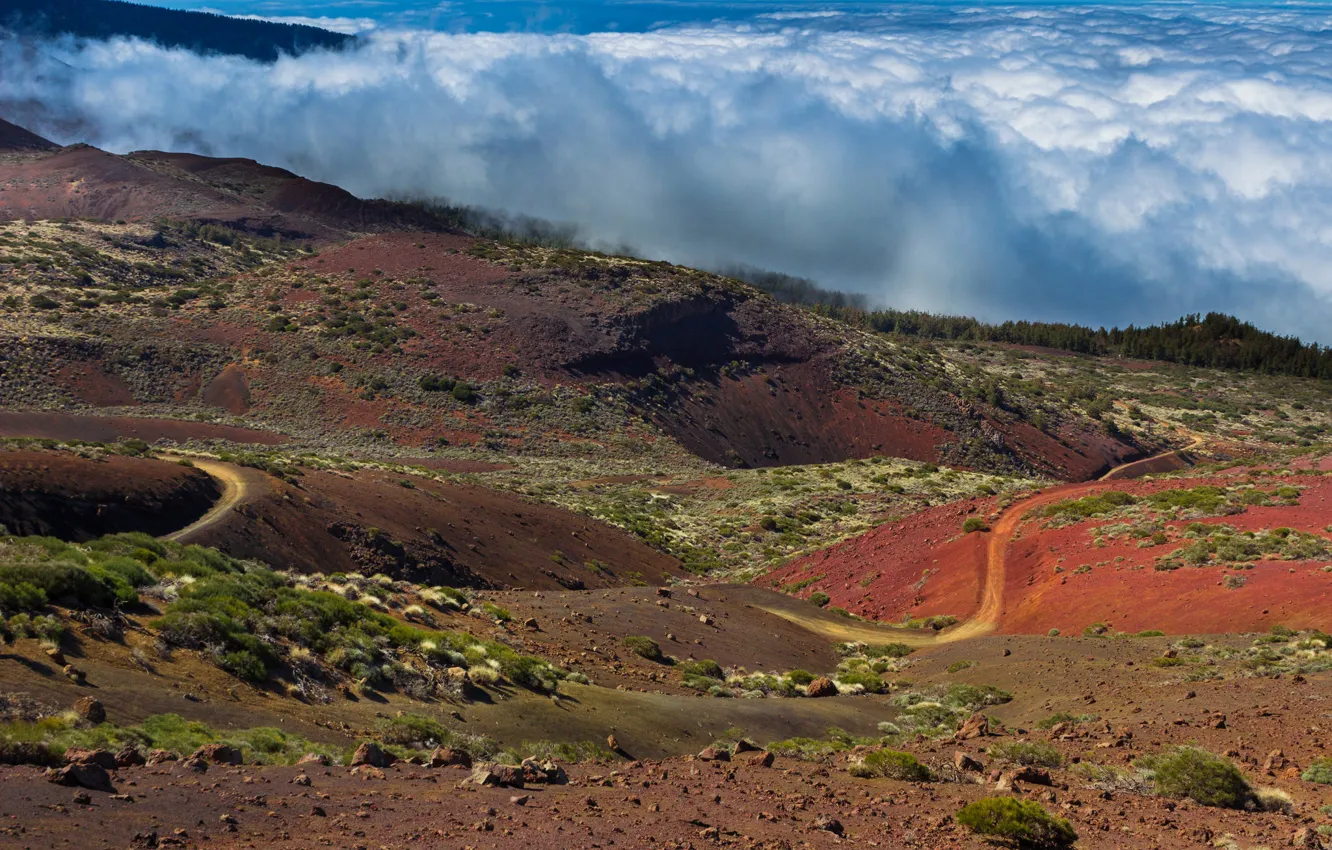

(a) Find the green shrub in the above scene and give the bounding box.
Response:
[784,669,815,686]
[678,659,724,679]
[808,591,830,608]
[848,748,931,781]
[956,797,1077,848]
[859,643,914,659]
[1138,747,1252,808]
[962,517,989,533]
[836,669,886,693]
[624,636,663,662]
[1301,758,1332,785]
[988,740,1063,768]
[479,602,511,622]
[0,581,46,612]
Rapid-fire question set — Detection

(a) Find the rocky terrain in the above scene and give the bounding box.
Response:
[1,115,1330,850]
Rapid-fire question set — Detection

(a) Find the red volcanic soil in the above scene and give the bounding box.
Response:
[766,496,1000,624]
[54,363,137,407]
[0,448,218,540]
[999,475,1332,636]
[771,472,1332,636]
[185,465,681,590]
[0,412,285,445]
[200,364,252,414]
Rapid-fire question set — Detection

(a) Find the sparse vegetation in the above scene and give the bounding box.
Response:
[955,797,1077,848]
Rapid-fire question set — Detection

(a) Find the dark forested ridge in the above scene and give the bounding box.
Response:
[810,307,1332,380]
[0,0,353,61]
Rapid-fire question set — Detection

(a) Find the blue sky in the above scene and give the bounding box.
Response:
[10,1,1332,336]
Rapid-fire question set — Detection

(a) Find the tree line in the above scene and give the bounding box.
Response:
[806,307,1332,380]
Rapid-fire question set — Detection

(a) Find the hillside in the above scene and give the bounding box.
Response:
[0,0,352,61]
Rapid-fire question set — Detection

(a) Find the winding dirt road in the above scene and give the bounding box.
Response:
[164,458,249,542]
[752,440,1202,646]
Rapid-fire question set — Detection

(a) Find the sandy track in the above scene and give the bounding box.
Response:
[163,458,249,542]
[753,440,1202,646]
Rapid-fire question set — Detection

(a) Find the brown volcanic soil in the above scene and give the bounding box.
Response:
[1,633,1329,850]
[475,585,846,694]
[0,126,455,240]
[0,117,56,153]
[0,448,218,540]
[182,464,682,590]
[0,412,285,446]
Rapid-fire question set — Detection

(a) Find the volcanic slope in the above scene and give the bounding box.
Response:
[0,118,1145,482]
[765,449,1332,637]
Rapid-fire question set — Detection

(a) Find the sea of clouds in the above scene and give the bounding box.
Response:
[6,4,1332,338]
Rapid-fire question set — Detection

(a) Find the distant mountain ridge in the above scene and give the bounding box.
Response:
[0,0,353,61]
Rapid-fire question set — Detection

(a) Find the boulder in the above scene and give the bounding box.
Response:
[749,751,775,768]
[954,751,984,772]
[72,697,104,724]
[63,748,118,771]
[698,746,731,762]
[1012,766,1054,786]
[350,742,394,768]
[520,757,566,784]
[48,763,114,792]
[1292,827,1321,848]
[607,734,620,753]
[429,747,472,769]
[732,739,759,754]
[190,744,242,766]
[805,678,837,698]
[297,752,330,766]
[812,815,844,835]
[144,749,178,766]
[954,712,990,741]
[114,746,146,769]
[472,764,524,788]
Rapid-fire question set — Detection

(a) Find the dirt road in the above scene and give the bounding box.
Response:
[163,458,249,542]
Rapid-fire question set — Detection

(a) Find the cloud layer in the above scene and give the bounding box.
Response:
[7,4,1332,338]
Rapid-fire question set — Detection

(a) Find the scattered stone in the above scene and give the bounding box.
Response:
[805,677,837,698]
[71,792,91,805]
[72,697,105,724]
[177,757,208,774]
[144,749,178,766]
[812,815,844,835]
[63,664,86,684]
[607,734,620,753]
[1263,750,1287,772]
[297,752,330,766]
[293,774,312,786]
[523,617,540,631]
[510,795,530,806]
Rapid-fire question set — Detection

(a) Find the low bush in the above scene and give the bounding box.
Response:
[988,740,1063,768]
[624,636,663,662]
[808,591,831,608]
[956,797,1077,848]
[1138,746,1252,808]
[962,517,989,533]
[848,748,931,781]
[1301,758,1332,785]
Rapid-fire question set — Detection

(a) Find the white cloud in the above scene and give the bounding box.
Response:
[6,4,1332,338]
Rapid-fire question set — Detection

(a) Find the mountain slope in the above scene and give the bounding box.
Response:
[1,0,352,61]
